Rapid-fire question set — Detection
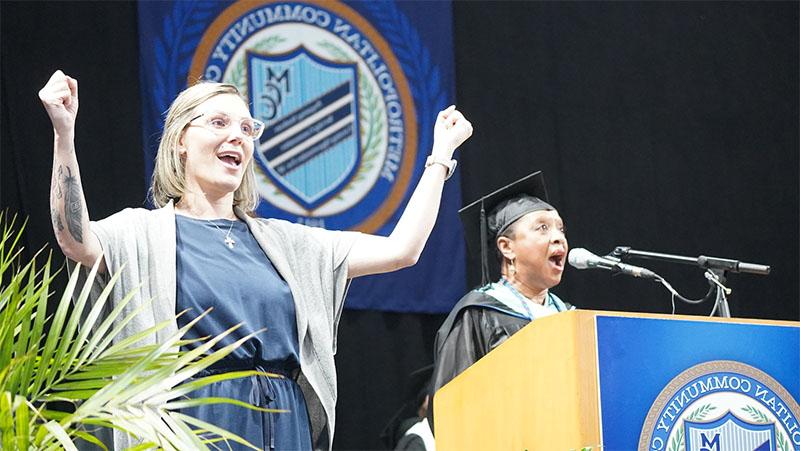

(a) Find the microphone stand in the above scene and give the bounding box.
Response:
[607,247,771,318]
[711,269,731,318]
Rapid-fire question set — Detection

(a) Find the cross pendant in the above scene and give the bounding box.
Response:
[224,236,236,249]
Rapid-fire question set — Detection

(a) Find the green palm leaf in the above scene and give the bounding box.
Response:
[0,213,274,449]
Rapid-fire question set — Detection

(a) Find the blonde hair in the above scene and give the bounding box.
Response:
[149,82,260,213]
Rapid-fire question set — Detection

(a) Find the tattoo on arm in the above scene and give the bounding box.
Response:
[51,208,64,232]
[63,166,84,243]
[55,166,63,199]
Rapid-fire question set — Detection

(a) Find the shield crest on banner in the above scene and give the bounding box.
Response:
[685,411,776,451]
[248,47,361,211]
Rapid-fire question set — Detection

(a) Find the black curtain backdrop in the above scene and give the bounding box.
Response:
[1,2,797,450]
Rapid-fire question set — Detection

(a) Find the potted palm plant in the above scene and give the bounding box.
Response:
[0,213,275,450]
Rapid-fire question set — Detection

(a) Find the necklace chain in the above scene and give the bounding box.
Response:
[208,219,236,249]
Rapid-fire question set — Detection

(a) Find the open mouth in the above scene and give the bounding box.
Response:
[549,252,565,269]
[217,152,242,168]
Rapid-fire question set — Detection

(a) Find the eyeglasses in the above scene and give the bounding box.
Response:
[187,111,265,140]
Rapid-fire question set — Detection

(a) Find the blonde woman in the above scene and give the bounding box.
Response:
[40,69,472,450]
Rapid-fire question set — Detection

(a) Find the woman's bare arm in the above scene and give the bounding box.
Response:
[348,106,472,278]
[40,70,104,271]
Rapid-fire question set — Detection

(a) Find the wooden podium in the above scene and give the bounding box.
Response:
[433,310,800,451]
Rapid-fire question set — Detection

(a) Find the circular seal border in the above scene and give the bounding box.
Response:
[187,0,418,233]
[638,360,800,450]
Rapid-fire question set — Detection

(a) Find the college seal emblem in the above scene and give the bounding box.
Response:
[639,361,800,451]
[188,0,418,231]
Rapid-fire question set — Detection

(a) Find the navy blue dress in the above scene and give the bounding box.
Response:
[175,215,312,450]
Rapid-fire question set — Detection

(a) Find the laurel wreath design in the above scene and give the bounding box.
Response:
[361,1,447,168]
[150,2,219,116]
[685,403,716,421]
[741,404,770,424]
[315,40,383,199]
[145,1,221,173]
[667,427,684,451]
[226,35,287,96]
[667,404,717,451]
[776,429,789,451]
[740,405,792,451]
[666,403,793,451]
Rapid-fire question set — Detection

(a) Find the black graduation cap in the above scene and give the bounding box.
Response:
[458,171,554,285]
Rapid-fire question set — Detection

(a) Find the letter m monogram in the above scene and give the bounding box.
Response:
[700,433,720,451]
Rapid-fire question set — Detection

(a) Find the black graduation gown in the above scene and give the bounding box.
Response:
[427,290,573,434]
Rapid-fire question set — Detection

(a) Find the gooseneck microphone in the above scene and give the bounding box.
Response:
[568,248,659,280]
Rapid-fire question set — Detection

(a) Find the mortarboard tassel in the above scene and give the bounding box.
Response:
[479,201,489,285]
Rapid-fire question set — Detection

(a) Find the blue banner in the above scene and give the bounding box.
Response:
[138,0,465,313]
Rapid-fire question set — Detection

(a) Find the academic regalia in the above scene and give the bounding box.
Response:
[428,171,575,435]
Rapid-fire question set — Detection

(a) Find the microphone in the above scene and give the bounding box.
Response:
[568,248,659,280]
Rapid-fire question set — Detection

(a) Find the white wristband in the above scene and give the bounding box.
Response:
[425,155,457,180]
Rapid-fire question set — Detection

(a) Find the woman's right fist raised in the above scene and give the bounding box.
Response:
[39,70,79,135]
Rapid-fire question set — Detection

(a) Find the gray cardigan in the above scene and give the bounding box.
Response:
[77,202,359,450]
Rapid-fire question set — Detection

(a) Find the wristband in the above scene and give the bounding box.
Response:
[425,155,457,180]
